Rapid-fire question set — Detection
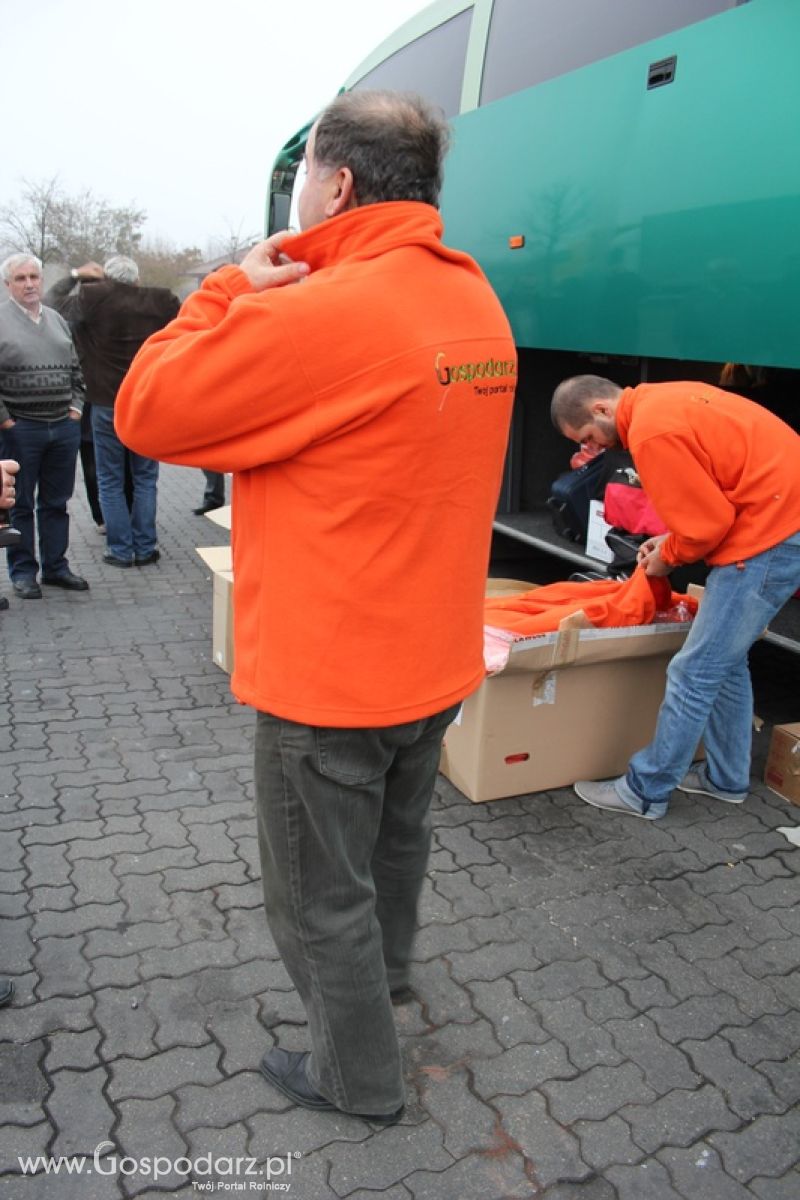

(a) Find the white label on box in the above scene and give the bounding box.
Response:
[532,672,557,706]
[586,499,615,563]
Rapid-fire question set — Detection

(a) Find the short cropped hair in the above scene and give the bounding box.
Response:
[104,255,139,284]
[1,252,43,281]
[313,90,450,208]
[551,375,622,430]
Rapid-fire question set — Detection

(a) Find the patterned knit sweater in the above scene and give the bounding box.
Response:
[0,299,85,423]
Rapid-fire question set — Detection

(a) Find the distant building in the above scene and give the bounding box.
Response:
[179,236,261,298]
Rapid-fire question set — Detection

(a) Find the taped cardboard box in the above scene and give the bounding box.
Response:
[764,722,800,806]
[440,604,693,804]
[196,545,234,673]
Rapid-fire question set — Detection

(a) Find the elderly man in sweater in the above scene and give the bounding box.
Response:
[0,253,88,597]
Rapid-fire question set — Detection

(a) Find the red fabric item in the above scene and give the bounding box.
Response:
[604,481,668,536]
[484,569,697,636]
[570,441,601,470]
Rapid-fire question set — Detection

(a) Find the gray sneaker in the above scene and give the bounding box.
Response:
[677,767,746,804]
[573,779,660,819]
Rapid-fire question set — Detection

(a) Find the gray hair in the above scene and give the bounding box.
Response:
[313,90,450,209]
[1,252,43,281]
[551,375,623,430]
[104,255,139,284]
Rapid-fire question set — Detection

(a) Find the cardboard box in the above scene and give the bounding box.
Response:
[196,546,234,673]
[764,722,800,806]
[441,615,693,803]
[205,504,232,530]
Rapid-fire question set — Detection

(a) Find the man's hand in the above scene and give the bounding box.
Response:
[68,407,82,421]
[637,533,672,577]
[0,419,15,430]
[74,262,104,281]
[238,232,309,292]
[0,459,19,509]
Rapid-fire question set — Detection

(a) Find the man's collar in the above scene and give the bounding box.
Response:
[10,296,42,323]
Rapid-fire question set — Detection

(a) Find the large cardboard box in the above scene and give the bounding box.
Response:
[196,546,234,673]
[764,722,800,806]
[440,612,692,803]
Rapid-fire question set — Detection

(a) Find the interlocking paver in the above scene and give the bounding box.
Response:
[709,1109,800,1184]
[544,1062,657,1124]
[573,1114,645,1171]
[1,463,796,1199]
[622,1083,740,1154]
[471,1039,576,1099]
[605,1015,699,1093]
[108,1042,222,1100]
[494,1091,591,1189]
[657,1143,756,1200]
[49,1065,115,1156]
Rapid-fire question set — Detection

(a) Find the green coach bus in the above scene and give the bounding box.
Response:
[267,0,800,643]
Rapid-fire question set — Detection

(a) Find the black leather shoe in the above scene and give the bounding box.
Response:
[260,1048,404,1124]
[193,501,224,515]
[42,571,89,591]
[135,550,160,565]
[389,985,416,1006]
[0,597,8,611]
[103,552,133,568]
[0,978,13,1007]
[12,578,42,599]
[0,524,21,549]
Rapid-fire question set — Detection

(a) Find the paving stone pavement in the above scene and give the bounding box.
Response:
[0,463,798,1200]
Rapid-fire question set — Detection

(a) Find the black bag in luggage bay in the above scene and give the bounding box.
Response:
[546,451,607,543]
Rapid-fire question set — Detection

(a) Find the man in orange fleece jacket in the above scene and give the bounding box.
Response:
[115,92,515,1122]
[552,374,800,820]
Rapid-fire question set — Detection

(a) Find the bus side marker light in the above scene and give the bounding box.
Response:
[508,236,525,249]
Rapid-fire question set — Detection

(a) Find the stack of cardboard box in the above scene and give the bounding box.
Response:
[196,506,234,673]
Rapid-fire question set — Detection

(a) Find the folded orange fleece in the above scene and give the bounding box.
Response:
[484,569,697,636]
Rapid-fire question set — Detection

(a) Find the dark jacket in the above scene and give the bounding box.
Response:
[47,277,180,408]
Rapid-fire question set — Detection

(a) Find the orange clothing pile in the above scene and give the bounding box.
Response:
[484,570,696,637]
[616,382,800,567]
[115,203,516,726]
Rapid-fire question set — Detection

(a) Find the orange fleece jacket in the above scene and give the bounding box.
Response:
[115,203,516,725]
[616,382,800,566]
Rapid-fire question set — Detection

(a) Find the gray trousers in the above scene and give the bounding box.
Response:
[254,703,459,1115]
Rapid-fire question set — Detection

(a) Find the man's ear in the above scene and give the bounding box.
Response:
[590,398,614,419]
[325,167,356,218]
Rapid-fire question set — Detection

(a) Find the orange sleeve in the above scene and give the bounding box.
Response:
[633,433,736,565]
[114,267,319,472]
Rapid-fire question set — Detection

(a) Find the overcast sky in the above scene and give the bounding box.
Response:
[1,0,428,253]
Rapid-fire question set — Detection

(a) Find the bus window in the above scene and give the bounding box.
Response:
[351,8,472,118]
[480,0,747,105]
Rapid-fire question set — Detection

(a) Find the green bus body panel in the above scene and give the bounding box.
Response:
[440,0,800,368]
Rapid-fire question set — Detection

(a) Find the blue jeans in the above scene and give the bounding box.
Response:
[1,415,80,581]
[617,531,800,816]
[92,407,158,560]
[254,703,460,1115]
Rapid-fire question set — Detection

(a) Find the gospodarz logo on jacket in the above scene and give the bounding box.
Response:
[434,352,516,397]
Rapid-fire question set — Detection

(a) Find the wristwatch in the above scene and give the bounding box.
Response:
[70,268,80,280]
